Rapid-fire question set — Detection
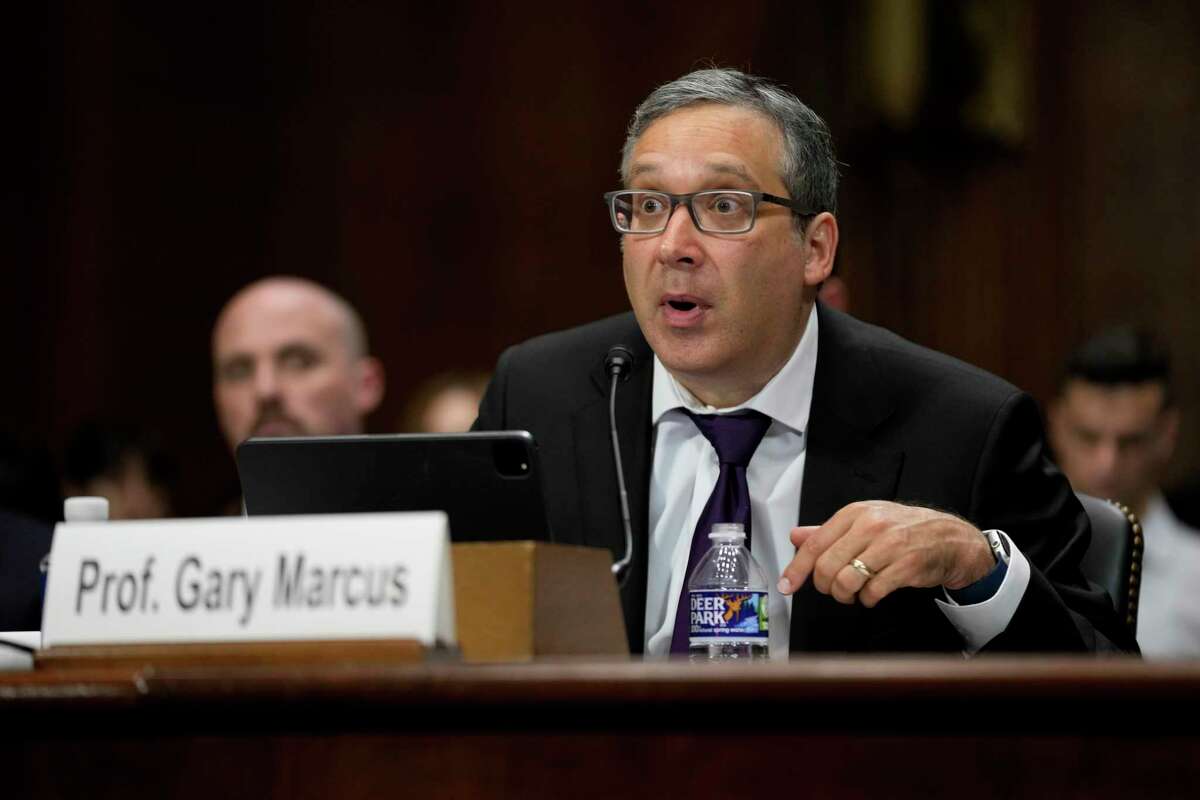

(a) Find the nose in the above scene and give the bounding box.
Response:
[657,202,703,267]
[1086,441,1122,492]
[1094,441,1119,475]
[253,362,281,401]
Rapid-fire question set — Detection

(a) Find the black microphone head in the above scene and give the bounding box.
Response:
[604,345,636,380]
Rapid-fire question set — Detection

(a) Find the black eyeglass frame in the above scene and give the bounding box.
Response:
[602,189,817,234]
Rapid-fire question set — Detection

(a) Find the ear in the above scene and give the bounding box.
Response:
[801,212,838,287]
[354,356,386,415]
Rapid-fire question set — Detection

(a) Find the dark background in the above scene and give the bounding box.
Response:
[5,1,1199,516]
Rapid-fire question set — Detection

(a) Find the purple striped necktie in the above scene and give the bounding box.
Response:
[669,409,772,655]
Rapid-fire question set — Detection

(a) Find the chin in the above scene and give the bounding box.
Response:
[637,309,732,373]
[654,343,729,385]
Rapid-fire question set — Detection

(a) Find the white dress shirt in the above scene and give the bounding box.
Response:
[643,307,1030,658]
[1136,493,1200,658]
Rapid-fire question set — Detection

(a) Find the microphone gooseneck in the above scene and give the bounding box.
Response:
[604,346,635,585]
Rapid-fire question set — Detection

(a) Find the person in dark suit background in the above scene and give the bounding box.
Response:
[474,68,1133,657]
[0,433,58,630]
[0,510,52,631]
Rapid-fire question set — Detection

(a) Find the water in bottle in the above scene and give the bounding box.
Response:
[687,522,769,661]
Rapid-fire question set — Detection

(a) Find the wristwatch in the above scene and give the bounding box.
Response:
[982,529,1010,565]
[946,529,1010,605]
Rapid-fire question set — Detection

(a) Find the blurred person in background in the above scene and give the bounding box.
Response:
[62,420,176,520]
[0,432,59,630]
[401,370,490,433]
[1048,326,1200,657]
[212,276,385,454]
[0,507,50,630]
[816,272,849,312]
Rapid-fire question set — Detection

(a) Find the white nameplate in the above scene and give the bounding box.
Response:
[40,512,455,648]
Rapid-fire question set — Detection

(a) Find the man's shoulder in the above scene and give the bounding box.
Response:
[820,305,1021,405]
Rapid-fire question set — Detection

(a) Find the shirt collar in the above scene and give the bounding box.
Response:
[651,304,819,435]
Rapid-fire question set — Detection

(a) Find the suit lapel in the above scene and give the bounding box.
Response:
[798,304,903,523]
[792,304,905,651]
[798,422,904,526]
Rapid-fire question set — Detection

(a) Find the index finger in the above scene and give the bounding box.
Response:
[778,504,865,594]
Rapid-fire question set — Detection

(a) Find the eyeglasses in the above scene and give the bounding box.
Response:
[602,189,815,234]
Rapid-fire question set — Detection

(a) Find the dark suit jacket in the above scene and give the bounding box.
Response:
[475,304,1135,654]
[0,510,52,630]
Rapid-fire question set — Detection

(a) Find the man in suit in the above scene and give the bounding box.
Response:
[474,68,1132,657]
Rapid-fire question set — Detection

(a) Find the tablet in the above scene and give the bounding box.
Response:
[236,431,553,542]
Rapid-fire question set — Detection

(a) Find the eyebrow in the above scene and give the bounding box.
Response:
[215,340,324,370]
[277,342,321,359]
[627,161,757,186]
[707,163,755,183]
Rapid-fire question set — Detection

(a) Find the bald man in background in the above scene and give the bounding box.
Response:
[212,277,385,455]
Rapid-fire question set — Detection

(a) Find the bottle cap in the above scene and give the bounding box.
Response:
[708,522,746,540]
[64,496,110,522]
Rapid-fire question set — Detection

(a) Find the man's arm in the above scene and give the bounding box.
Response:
[778,391,1137,653]
[966,391,1136,653]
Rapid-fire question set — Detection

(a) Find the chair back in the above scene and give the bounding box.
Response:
[1076,492,1143,638]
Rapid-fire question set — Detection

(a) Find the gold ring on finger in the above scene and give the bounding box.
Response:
[850,558,875,580]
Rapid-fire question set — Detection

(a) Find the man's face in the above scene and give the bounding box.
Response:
[1049,380,1176,510]
[212,284,378,452]
[621,104,818,407]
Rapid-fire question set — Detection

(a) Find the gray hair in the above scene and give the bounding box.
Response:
[619,68,839,220]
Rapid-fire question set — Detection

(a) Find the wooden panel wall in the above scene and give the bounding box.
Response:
[5,1,1197,515]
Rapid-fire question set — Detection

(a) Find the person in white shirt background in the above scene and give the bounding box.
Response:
[1048,325,1200,657]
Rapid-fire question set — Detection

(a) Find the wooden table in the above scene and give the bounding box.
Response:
[3,656,1197,798]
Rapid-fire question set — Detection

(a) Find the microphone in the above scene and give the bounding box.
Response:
[604,346,636,584]
[604,346,635,381]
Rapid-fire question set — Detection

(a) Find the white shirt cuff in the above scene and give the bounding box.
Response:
[934,531,1030,655]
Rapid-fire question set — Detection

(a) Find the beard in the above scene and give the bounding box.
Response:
[249,403,308,438]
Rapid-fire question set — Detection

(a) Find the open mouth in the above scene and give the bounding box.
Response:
[660,294,707,327]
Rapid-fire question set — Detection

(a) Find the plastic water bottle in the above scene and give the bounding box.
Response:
[687,523,769,661]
